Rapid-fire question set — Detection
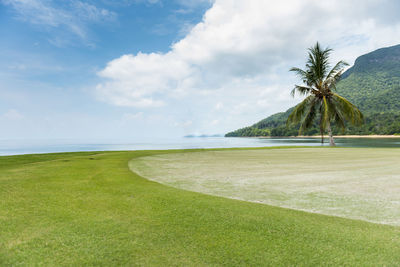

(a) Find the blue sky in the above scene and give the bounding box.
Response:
[0,0,211,140]
[1,0,400,140]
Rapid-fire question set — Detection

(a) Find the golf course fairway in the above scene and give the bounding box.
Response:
[1,147,400,265]
[130,147,400,226]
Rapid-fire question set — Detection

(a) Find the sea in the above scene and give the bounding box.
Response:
[1,137,400,156]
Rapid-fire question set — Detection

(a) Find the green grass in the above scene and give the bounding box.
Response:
[1,148,400,266]
[130,147,400,226]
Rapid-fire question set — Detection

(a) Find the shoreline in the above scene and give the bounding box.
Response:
[254,135,400,139]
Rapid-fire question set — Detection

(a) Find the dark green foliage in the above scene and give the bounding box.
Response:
[226,44,400,137]
[225,126,270,137]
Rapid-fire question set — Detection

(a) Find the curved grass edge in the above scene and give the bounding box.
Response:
[0,148,399,265]
[128,146,400,226]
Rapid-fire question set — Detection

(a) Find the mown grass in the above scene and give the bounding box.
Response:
[130,147,400,226]
[0,148,399,266]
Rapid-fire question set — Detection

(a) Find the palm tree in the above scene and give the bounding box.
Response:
[287,42,363,146]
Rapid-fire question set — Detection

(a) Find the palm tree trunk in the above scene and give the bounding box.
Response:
[320,129,324,144]
[320,115,324,144]
[327,122,335,146]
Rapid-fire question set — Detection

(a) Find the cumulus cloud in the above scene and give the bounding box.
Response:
[97,52,191,107]
[96,0,400,132]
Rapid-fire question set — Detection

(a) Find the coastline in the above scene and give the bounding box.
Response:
[255,135,400,139]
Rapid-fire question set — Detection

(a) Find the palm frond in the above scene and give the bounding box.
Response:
[290,67,313,87]
[289,67,308,80]
[290,85,313,97]
[326,97,346,130]
[288,42,364,139]
[332,93,364,126]
[326,60,349,80]
[286,95,314,126]
[325,60,349,90]
[307,42,332,83]
[299,96,319,134]
[326,69,345,91]
[320,96,330,131]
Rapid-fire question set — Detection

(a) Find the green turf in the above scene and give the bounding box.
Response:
[130,147,400,226]
[1,148,400,266]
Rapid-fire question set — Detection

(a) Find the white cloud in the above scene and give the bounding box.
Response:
[71,1,117,22]
[2,0,116,45]
[96,0,400,132]
[96,52,192,107]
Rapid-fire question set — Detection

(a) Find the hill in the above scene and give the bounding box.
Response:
[226,44,400,137]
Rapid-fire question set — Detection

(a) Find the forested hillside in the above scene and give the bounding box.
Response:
[226,44,400,137]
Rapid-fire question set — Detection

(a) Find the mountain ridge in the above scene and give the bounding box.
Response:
[226,44,400,137]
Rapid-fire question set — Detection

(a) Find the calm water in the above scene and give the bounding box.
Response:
[1,137,400,156]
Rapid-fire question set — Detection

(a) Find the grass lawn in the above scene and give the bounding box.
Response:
[1,148,400,266]
[130,147,400,225]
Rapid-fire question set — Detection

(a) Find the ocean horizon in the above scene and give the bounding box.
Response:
[1,136,400,156]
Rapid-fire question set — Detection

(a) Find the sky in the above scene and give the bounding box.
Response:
[1,0,400,141]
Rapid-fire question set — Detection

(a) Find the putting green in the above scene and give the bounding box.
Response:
[130,147,400,225]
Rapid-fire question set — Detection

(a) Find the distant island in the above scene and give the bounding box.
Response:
[226,44,400,137]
